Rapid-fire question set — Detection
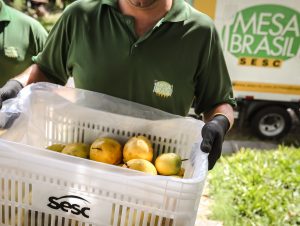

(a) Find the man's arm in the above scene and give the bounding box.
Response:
[0,64,49,108]
[15,64,50,86]
[201,103,234,170]
[203,103,234,129]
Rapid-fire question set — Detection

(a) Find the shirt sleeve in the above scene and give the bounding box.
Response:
[32,9,73,85]
[31,20,48,54]
[194,24,236,115]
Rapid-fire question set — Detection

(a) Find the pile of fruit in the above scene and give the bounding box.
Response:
[46,135,185,178]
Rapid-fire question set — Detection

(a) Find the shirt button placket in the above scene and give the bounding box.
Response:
[125,18,138,55]
[131,43,139,55]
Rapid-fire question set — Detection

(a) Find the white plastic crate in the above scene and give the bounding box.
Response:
[0,83,208,226]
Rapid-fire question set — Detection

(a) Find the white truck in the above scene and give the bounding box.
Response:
[190,0,300,139]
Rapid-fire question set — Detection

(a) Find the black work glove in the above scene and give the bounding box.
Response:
[0,80,23,109]
[201,115,230,170]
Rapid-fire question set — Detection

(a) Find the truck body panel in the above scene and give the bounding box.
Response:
[192,0,300,102]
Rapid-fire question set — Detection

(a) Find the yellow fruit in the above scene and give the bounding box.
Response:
[46,143,65,152]
[61,143,90,159]
[124,159,157,175]
[170,175,183,178]
[90,137,122,165]
[177,167,185,177]
[123,136,153,162]
[155,153,182,176]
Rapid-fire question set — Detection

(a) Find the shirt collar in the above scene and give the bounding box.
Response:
[102,0,118,8]
[164,0,189,22]
[0,0,11,22]
[102,0,189,22]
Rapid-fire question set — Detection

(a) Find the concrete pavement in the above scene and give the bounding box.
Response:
[222,140,278,155]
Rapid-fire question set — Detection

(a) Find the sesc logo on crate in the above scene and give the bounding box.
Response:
[32,183,112,224]
[47,195,90,218]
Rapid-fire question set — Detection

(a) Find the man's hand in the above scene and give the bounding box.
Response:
[0,80,23,109]
[201,115,230,170]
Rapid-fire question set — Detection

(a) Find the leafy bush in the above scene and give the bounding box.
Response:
[209,146,300,226]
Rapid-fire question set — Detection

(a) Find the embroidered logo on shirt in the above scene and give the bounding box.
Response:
[153,80,173,98]
[4,47,19,59]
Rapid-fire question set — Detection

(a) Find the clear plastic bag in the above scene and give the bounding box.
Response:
[0,82,208,178]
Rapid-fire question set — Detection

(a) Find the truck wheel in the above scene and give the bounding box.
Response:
[251,107,292,139]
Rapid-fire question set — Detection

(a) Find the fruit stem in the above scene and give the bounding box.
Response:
[181,159,189,162]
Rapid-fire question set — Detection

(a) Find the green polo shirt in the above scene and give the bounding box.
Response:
[34,0,236,116]
[0,0,48,86]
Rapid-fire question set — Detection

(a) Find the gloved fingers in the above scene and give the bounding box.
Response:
[0,92,11,109]
[0,90,12,109]
[0,112,8,128]
[200,123,216,153]
[208,155,218,170]
[200,129,214,153]
[0,80,23,110]
[208,137,222,170]
[1,89,17,100]
[0,91,18,110]
[0,112,20,129]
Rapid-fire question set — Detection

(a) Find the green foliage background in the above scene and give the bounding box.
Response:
[209,146,300,226]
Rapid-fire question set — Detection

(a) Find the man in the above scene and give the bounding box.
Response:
[28,0,49,18]
[0,0,48,86]
[0,0,236,170]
